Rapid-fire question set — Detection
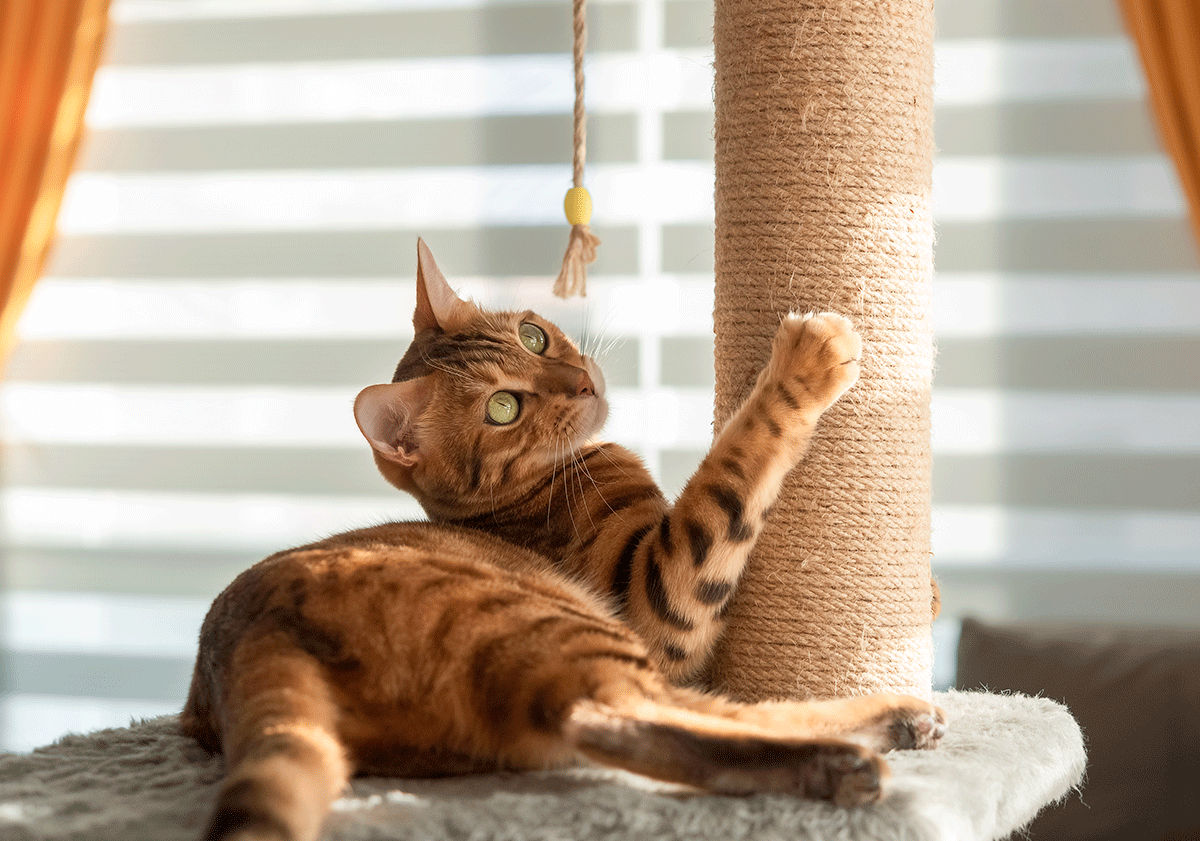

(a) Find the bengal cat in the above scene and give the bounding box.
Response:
[183,240,946,841]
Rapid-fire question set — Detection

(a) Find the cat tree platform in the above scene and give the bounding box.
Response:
[0,690,1083,841]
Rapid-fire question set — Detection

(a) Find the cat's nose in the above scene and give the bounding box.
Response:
[576,369,596,397]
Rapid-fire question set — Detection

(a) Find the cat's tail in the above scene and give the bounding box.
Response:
[561,691,888,806]
[200,647,349,841]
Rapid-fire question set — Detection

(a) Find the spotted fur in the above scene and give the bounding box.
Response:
[183,240,945,841]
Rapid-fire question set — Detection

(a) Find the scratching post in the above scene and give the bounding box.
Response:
[709,0,936,700]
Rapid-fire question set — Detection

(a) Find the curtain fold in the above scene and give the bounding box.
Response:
[0,0,110,370]
[1120,0,1200,249]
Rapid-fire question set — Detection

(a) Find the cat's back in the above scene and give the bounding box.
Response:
[196,521,586,656]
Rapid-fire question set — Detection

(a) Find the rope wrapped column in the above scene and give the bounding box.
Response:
[709,0,935,701]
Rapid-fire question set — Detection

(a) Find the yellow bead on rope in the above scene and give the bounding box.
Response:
[563,186,593,226]
[554,186,600,298]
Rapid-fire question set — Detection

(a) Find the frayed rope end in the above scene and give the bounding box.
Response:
[553,223,600,298]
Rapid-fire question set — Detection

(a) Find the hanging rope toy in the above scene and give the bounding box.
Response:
[553,0,600,298]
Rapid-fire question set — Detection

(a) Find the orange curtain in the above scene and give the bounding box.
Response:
[0,0,110,369]
[1120,1,1200,248]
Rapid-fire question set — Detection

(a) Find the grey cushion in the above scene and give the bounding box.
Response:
[0,690,1084,841]
[956,618,1200,841]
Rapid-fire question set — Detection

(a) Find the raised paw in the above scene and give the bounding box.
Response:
[883,700,947,752]
[769,312,862,415]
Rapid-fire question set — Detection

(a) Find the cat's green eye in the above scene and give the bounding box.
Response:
[519,322,547,355]
[486,391,520,425]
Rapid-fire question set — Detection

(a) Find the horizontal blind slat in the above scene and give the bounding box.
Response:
[46,227,642,277]
[933,275,1200,337]
[55,164,717,234]
[53,158,1186,234]
[75,101,1166,174]
[665,0,1128,44]
[0,652,191,701]
[663,220,1200,274]
[933,336,1200,391]
[105,4,638,65]
[16,277,716,340]
[2,488,424,550]
[83,42,1142,129]
[87,52,718,127]
[932,507,1200,568]
[933,454,1200,512]
[2,592,207,657]
[2,545,262,597]
[79,114,641,171]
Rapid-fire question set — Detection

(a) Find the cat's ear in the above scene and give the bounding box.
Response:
[353,378,433,466]
[413,238,472,333]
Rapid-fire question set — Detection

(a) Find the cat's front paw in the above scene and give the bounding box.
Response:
[769,312,862,415]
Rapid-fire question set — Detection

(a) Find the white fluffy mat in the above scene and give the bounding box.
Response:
[0,691,1084,841]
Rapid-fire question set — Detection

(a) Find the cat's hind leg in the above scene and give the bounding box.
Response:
[201,636,351,841]
[563,693,887,806]
[560,677,947,803]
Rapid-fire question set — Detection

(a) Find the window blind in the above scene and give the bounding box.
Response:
[2,0,1197,751]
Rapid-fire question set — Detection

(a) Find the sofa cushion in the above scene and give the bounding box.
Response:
[956,618,1200,841]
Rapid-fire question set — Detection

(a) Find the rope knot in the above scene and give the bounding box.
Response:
[554,220,600,298]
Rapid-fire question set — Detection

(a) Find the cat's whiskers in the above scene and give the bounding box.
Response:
[566,440,598,531]
[577,317,593,359]
[579,307,616,356]
[545,436,560,529]
[556,433,584,542]
[582,310,621,363]
[595,332,625,364]
[581,329,601,360]
[577,301,606,355]
[485,460,499,518]
[573,447,615,515]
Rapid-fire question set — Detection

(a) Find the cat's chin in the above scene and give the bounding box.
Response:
[577,395,609,443]
[550,396,609,459]
[589,395,609,434]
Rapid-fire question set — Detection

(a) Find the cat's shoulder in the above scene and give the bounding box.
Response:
[578,441,650,474]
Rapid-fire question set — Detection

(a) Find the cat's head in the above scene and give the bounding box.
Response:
[354,239,608,513]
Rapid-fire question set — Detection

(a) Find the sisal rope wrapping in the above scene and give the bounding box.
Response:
[568,0,587,193]
[553,0,600,298]
[708,0,935,701]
